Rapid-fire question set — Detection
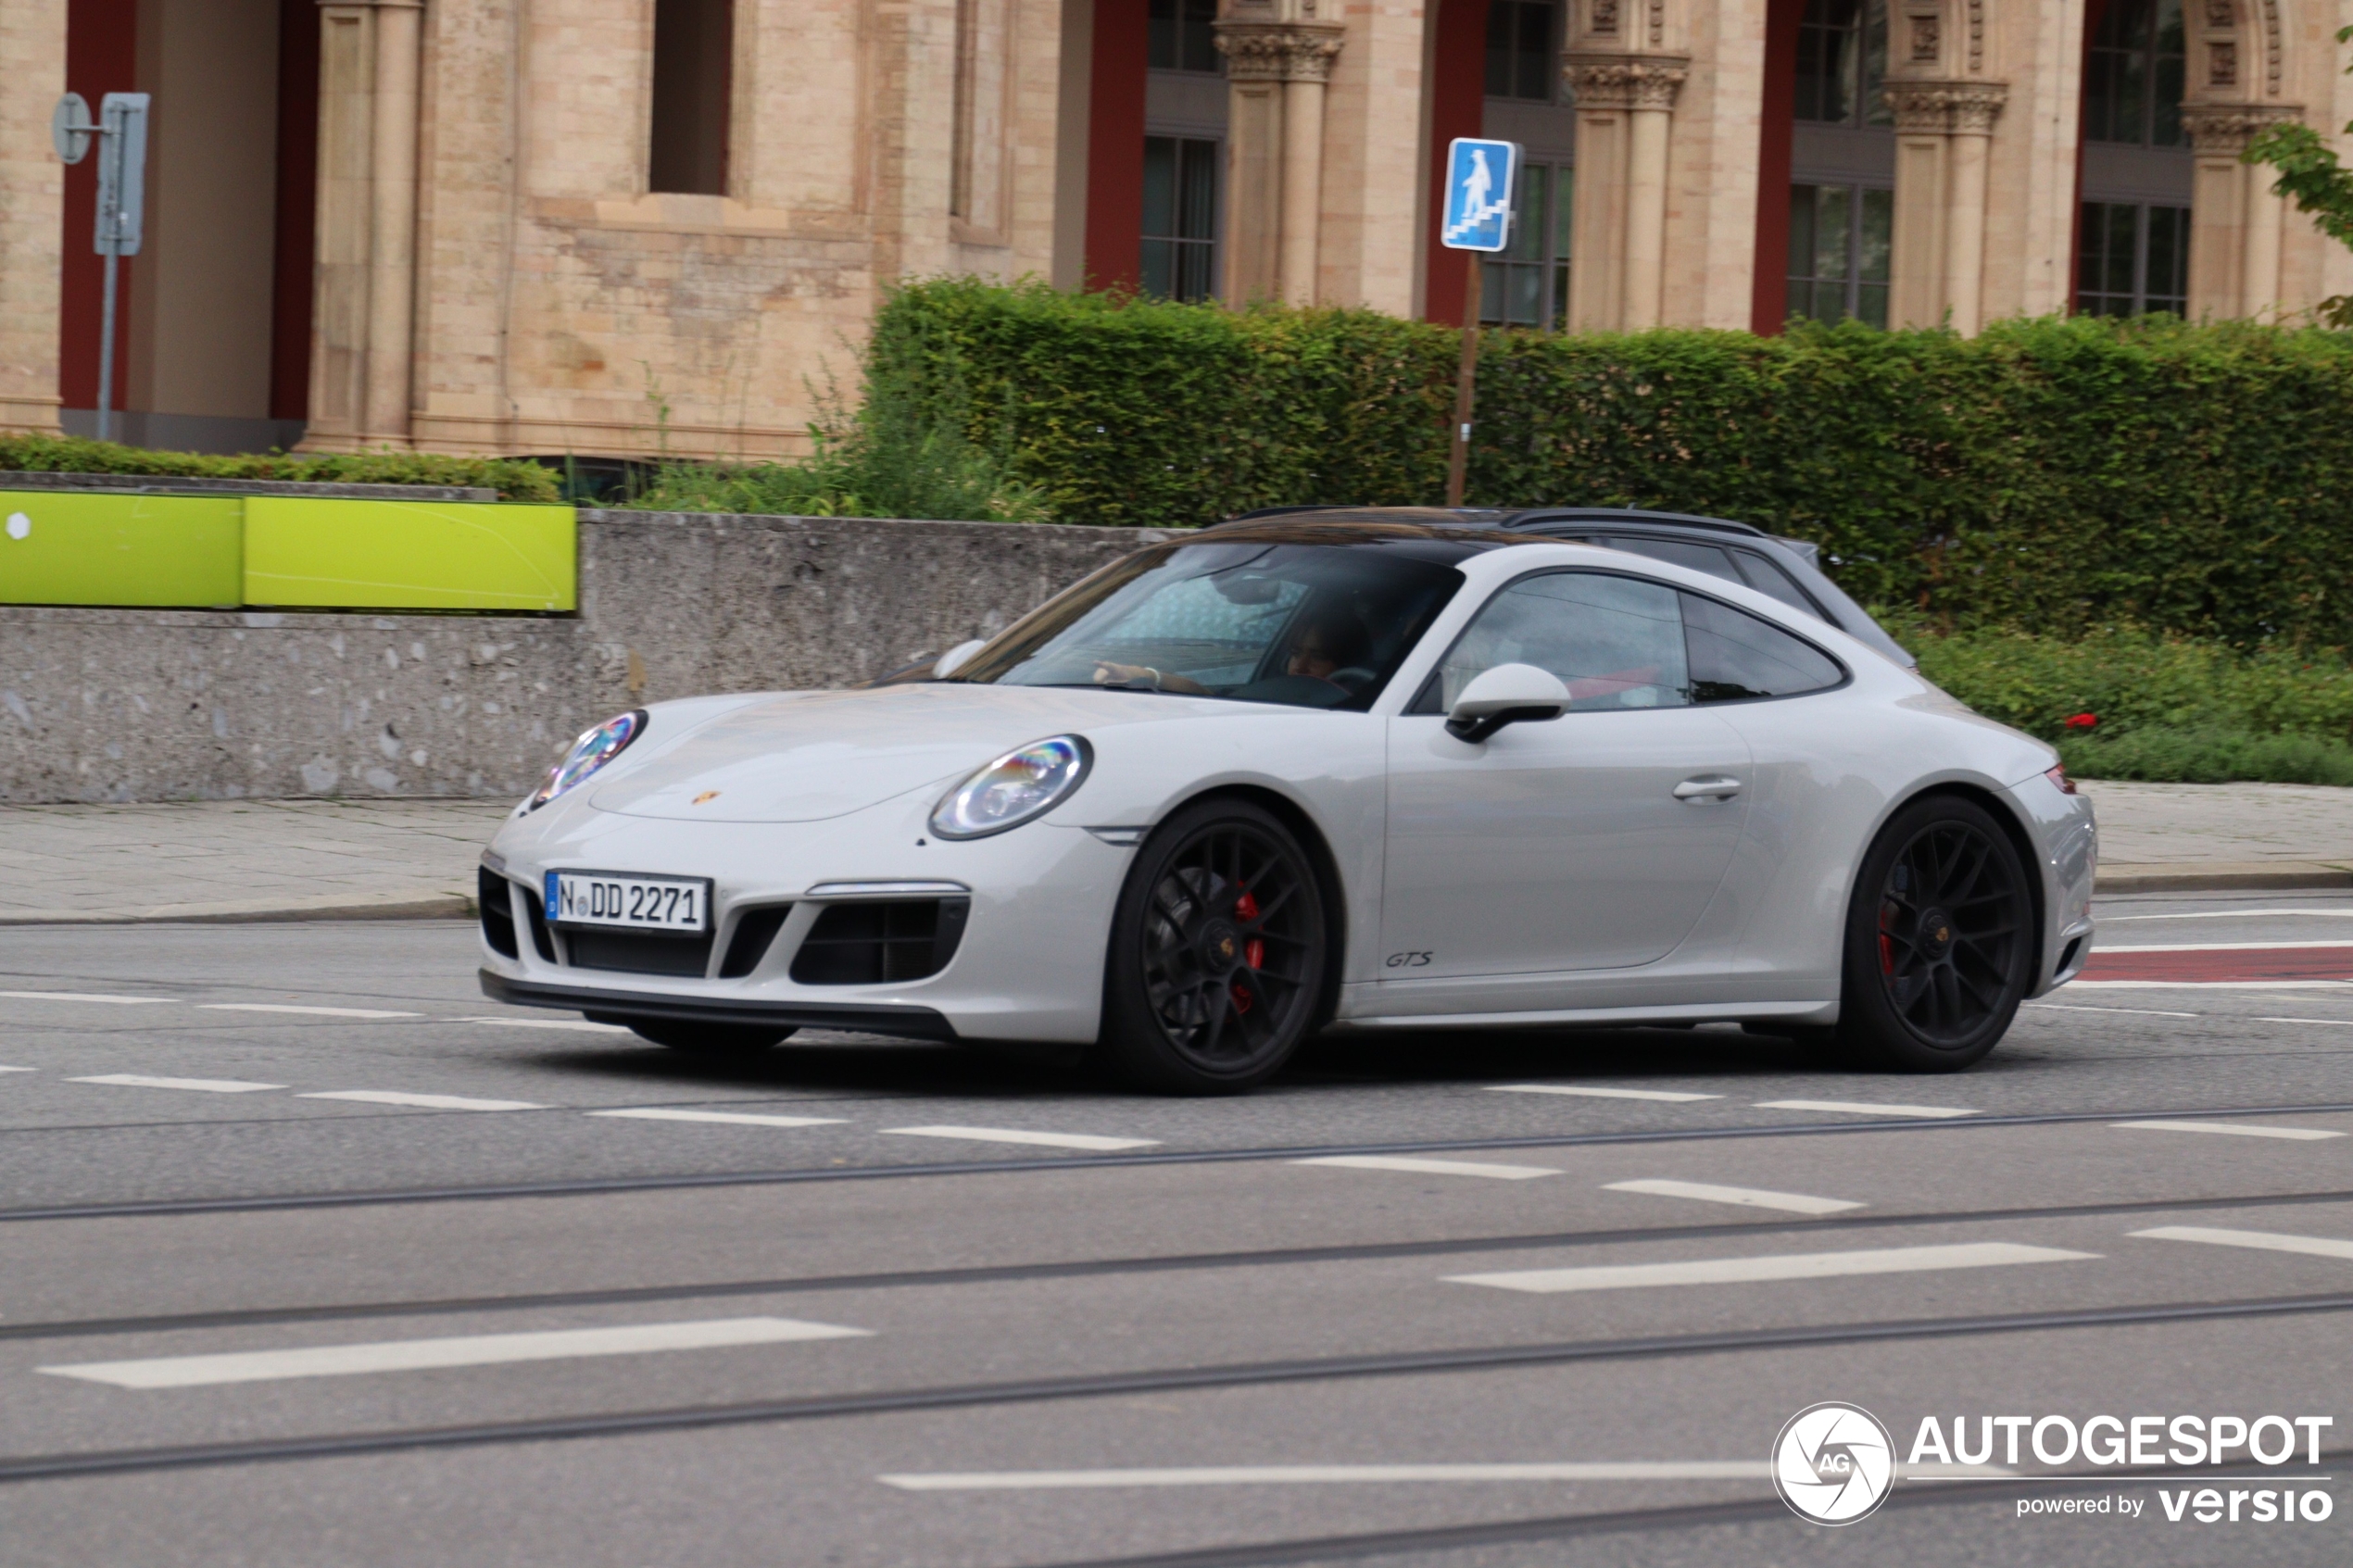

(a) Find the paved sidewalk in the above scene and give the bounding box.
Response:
[1,782,2349,923]
[0,799,510,923]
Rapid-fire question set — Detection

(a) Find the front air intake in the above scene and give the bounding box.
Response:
[790,898,970,985]
[478,868,519,959]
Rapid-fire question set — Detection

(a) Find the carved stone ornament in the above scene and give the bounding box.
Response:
[1213,20,1346,83]
[1909,14,1941,63]
[1881,78,2007,133]
[2208,40,2238,87]
[2203,0,2233,26]
[1591,0,1618,36]
[1562,52,1691,110]
[2178,101,2303,152]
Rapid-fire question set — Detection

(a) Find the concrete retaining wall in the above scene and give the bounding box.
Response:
[0,510,1166,803]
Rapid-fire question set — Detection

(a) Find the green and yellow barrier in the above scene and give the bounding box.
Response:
[0,490,575,612]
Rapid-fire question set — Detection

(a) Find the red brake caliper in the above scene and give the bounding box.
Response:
[1878,902,1896,975]
[1233,890,1262,1011]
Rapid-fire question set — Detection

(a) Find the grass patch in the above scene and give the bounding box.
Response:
[1901,621,2353,785]
[0,433,559,501]
[623,331,1047,523]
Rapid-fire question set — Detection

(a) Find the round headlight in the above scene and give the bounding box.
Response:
[528,709,647,811]
[930,735,1092,839]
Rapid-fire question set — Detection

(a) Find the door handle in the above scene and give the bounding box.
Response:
[1673,775,1743,801]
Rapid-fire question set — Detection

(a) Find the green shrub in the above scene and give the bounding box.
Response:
[875,280,2353,646]
[0,433,560,502]
[2056,726,2353,786]
[624,322,1047,522]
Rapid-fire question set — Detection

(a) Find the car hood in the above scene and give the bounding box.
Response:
[587,683,1225,823]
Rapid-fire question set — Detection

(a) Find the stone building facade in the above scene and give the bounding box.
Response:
[6,0,2348,461]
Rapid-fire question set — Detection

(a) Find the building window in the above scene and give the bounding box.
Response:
[1486,0,1557,103]
[1141,135,1219,302]
[648,0,733,195]
[1793,0,1888,127]
[1148,0,1221,73]
[2085,0,2185,146]
[1787,183,1892,327]
[2077,202,2189,316]
[1480,162,1571,328]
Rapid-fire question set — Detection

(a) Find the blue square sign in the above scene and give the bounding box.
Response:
[1440,137,1521,253]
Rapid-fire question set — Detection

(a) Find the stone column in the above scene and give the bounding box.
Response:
[2181,104,2303,320]
[1883,80,2005,332]
[304,0,423,452]
[1214,0,1344,305]
[1563,53,1687,332]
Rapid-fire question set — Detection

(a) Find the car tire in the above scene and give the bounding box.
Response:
[1098,799,1330,1095]
[612,1018,797,1057]
[1833,794,2034,1073]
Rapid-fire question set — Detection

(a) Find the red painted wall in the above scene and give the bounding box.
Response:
[61,0,137,412]
[1749,0,1803,333]
[1084,0,1149,291]
[271,0,320,423]
[1423,0,1489,325]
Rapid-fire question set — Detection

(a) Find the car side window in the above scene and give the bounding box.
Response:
[1728,549,1823,617]
[1421,571,1692,713]
[1681,592,1844,702]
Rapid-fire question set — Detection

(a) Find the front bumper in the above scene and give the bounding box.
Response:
[479,971,958,1041]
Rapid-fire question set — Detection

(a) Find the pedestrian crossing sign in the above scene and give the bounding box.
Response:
[1440,137,1520,253]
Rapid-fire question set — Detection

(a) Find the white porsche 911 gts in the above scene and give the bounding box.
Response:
[477,513,2095,1093]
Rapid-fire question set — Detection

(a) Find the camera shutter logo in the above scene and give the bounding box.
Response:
[1773,1401,1895,1524]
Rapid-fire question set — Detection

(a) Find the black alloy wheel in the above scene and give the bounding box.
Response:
[1835,795,2033,1071]
[612,1018,798,1058]
[1099,799,1330,1093]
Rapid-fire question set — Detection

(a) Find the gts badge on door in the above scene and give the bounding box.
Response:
[1385,951,1434,970]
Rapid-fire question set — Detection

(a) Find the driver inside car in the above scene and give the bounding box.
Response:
[1094,606,1374,696]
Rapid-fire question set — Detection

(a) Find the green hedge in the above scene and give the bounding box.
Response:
[0,433,560,503]
[875,280,2353,646]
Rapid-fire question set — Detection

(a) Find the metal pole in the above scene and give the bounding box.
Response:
[1444,256,1481,508]
[96,250,118,445]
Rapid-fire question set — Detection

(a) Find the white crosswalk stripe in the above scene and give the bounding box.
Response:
[882,1125,1159,1151]
[1487,1085,1721,1103]
[198,1004,422,1020]
[69,1074,285,1094]
[1448,1241,2095,1294]
[1754,1098,1977,1120]
[1603,1178,1860,1215]
[1296,1155,1560,1181]
[2131,1224,2353,1261]
[40,1315,872,1389]
[589,1107,847,1128]
[298,1090,546,1111]
[2111,1120,2344,1142]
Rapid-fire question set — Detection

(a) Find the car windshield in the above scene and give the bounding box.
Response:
[945,542,1464,710]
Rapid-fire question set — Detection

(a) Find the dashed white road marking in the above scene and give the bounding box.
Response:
[588,1107,848,1128]
[1296,1155,1560,1181]
[2111,1119,2344,1142]
[0,991,168,1005]
[1603,1178,1860,1215]
[0,1066,33,1073]
[881,1125,1159,1151]
[69,1073,285,1095]
[39,1315,872,1389]
[1487,1085,1721,1103]
[1448,1241,2095,1295]
[2132,1224,2353,1262]
[2258,1017,2353,1028]
[1753,1099,1978,1120]
[297,1090,546,1111]
[198,1004,422,1020]
[878,1461,1772,1490]
[458,1016,632,1035]
[2066,981,2353,990]
[2106,909,2353,922]
[2025,1003,2199,1018]
[2094,940,2353,953]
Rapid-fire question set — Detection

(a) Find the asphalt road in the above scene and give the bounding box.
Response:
[4,892,2353,1566]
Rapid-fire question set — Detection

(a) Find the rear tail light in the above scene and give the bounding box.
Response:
[2045,764,2076,796]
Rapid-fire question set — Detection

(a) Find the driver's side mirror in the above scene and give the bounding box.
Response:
[1445,662,1570,744]
[934,638,988,678]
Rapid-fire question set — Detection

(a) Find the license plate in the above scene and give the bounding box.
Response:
[545,871,710,934]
